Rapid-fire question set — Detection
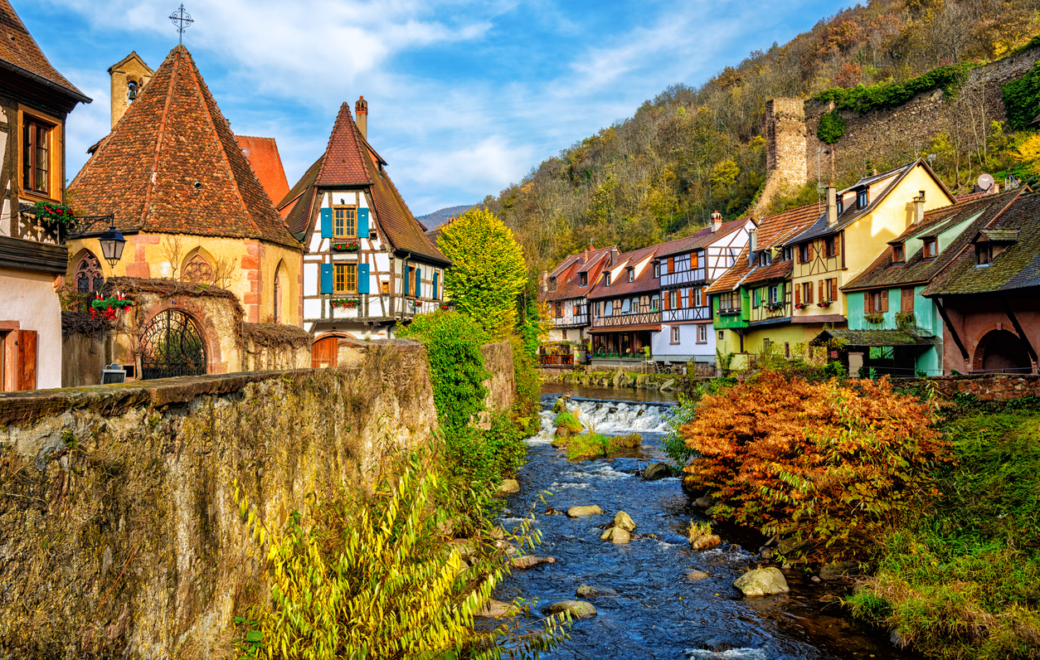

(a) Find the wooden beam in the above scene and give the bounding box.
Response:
[1000,297,1038,363]
[934,298,969,362]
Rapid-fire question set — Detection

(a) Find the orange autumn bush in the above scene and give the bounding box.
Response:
[681,370,948,560]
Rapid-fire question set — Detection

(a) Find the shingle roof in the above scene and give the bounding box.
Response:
[923,193,1040,296]
[0,0,89,103]
[654,218,751,258]
[588,245,660,300]
[812,328,935,347]
[787,159,955,246]
[844,190,1024,292]
[283,102,449,264]
[69,45,299,249]
[707,202,821,294]
[236,136,290,208]
[541,248,614,303]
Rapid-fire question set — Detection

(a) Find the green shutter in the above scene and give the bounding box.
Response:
[320,264,333,294]
[320,209,332,238]
[358,208,370,238]
[432,272,439,300]
[415,268,422,297]
[358,264,370,294]
[403,265,409,293]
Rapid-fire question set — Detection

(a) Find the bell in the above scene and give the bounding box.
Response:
[128,82,138,102]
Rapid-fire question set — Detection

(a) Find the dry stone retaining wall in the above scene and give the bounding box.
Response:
[0,340,453,659]
[903,373,1040,401]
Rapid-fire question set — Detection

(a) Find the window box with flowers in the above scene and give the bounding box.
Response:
[795,303,808,310]
[331,241,360,253]
[330,298,359,308]
[817,300,832,308]
[766,301,784,312]
[864,312,886,325]
[34,201,75,224]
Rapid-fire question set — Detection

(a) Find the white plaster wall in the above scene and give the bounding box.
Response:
[0,268,61,389]
[653,323,716,362]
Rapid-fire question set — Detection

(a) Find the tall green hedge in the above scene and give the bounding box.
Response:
[1002,61,1040,131]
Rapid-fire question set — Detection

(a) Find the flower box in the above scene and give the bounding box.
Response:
[330,298,359,308]
[766,302,784,312]
[90,293,132,319]
[795,303,808,310]
[816,300,831,308]
[34,201,75,224]
[331,241,360,253]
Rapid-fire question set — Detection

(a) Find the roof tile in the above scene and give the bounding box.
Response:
[0,0,89,102]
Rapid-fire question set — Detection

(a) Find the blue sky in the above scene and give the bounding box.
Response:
[23,0,850,216]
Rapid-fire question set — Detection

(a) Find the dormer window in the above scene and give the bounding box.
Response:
[653,262,660,278]
[549,276,558,292]
[857,188,868,209]
[579,272,588,287]
[783,247,792,261]
[976,242,992,266]
[603,272,611,286]
[922,238,937,259]
[627,267,634,283]
[758,252,771,267]
[836,197,844,215]
[892,243,905,263]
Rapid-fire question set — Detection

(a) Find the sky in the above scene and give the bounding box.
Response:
[22,0,851,216]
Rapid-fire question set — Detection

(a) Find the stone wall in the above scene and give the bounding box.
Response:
[902,373,1040,401]
[757,45,1040,210]
[0,340,441,659]
[480,341,516,413]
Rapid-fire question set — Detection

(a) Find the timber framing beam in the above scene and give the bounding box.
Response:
[1000,297,1039,364]
[934,298,969,362]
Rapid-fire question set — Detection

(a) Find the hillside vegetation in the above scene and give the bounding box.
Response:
[482,0,1040,272]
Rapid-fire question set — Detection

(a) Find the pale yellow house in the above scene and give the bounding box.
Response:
[785,160,955,342]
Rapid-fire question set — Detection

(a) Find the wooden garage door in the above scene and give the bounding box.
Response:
[311,337,338,369]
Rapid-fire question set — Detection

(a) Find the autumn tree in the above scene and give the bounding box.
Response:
[437,208,528,340]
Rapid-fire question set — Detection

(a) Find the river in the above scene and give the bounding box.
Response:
[495,387,915,660]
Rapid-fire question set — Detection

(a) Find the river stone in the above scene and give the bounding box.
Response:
[659,379,677,392]
[776,537,807,555]
[733,567,790,597]
[686,570,710,581]
[510,555,556,570]
[475,599,513,618]
[567,505,604,518]
[544,600,597,620]
[643,462,671,481]
[576,585,617,598]
[600,527,631,544]
[551,398,568,414]
[819,561,858,581]
[612,511,636,532]
[449,539,477,561]
[688,524,722,551]
[694,494,715,509]
[499,479,520,494]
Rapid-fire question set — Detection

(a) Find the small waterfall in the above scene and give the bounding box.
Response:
[528,398,671,446]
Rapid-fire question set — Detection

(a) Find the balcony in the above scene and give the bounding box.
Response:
[660,267,706,288]
[553,313,588,327]
[592,310,661,328]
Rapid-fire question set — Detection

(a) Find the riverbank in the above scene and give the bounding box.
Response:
[541,368,695,393]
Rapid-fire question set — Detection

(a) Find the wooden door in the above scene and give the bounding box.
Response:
[17,330,37,391]
[311,337,338,369]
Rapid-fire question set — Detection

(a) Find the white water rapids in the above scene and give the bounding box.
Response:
[527,399,671,446]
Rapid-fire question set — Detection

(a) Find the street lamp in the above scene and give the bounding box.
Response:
[99,222,126,268]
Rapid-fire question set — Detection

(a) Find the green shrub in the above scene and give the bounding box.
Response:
[815,61,981,114]
[510,334,542,437]
[554,410,583,434]
[663,395,698,466]
[553,431,641,461]
[816,110,846,144]
[1003,61,1040,131]
[847,411,1040,659]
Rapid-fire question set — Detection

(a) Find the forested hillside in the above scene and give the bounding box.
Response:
[483,0,1040,272]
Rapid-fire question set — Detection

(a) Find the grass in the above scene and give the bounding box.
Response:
[554,410,584,434]
[552,431,641,461]
[846,410,1040,659]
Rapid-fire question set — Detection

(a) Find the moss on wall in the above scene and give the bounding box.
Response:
[0,341,438,659]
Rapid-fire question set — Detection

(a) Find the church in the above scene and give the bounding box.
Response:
[67,45,303,328]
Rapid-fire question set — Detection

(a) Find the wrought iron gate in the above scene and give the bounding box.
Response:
[139,310,207,379]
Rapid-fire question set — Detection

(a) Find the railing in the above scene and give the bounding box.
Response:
[662,306,711,323]
[553,313,588,327]
[592,311,661,328]
[539,354,574,366]
[660,267,706,288]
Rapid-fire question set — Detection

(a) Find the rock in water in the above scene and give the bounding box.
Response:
[612,511,636,532]
[544,600,597,619]
[551,397,568,414]
[688,522,721,551]
[819,561,858,581]
[510,555,556,570]
[733,567,790,597]
[600,527,631,544]
[567,505,604,518]
[686,570,710,581]
[643,462,672,480]
[576,585,617,598]
[694,494,715,509]
[475,599,514,618]
[498,478,520,494]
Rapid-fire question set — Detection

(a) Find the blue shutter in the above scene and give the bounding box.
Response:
[415,268,422,297]
[358,263,370,294]
[432,272,439,300]
[320,264,333,294]
[358,208,370,238]
[320,209,332,238]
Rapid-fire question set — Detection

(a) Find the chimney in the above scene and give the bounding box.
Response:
[749,229,757,254]
[710,210,723,232]
[539,270,548,294]
[912,190,926,225]
[355,96,368,140]
[826,184,838,227]
[610,247,619,266]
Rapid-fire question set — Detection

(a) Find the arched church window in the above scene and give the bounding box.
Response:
[182,254,214,284]
[75,252,104,293]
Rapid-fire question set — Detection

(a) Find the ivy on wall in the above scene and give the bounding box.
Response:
[1002,60,1040,131]
[816,110,847,145]
[815,61,981,114]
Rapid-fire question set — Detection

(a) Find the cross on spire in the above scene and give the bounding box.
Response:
[169,4,194,45]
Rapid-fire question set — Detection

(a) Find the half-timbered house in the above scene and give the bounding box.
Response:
[587,244,661,367]
[0,0,91,390]
[651,212,751,366]
[283,98,451,357]
[541,245,615,343]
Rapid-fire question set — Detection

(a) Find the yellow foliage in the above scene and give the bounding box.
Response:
[1015,133,1040,175]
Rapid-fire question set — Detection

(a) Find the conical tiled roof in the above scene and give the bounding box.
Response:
[284,102,449,264]
[70,45,299,249]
